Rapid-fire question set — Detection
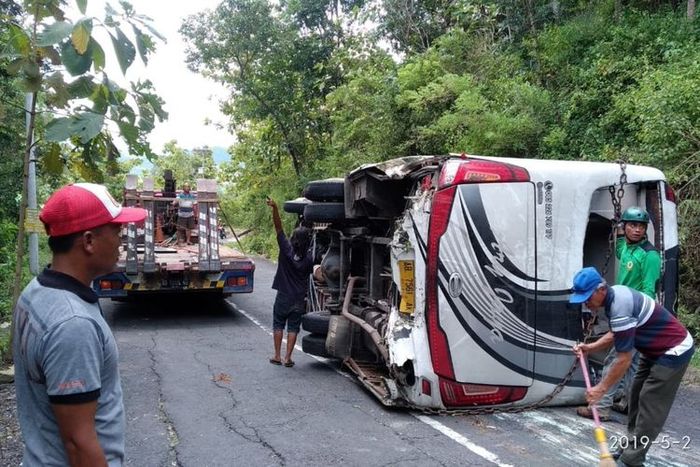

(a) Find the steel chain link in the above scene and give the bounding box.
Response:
[404,318,598,416]
[405,161,629,416]
[602,160,627,276]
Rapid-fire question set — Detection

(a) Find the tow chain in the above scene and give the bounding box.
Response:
[408,314,597,416]
[602,160,627,276]
[402,161,629,416]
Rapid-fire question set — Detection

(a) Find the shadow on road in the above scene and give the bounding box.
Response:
[103,296,246,330]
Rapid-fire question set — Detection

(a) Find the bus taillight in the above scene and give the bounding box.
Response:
[665,182,677,204]
[439,159,530,189]
[426,186,457,380]
[439,378,527,407]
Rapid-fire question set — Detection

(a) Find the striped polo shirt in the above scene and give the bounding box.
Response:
[177,192,196,218]
[605,285,694,367]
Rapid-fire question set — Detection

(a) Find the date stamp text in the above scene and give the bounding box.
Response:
[610,435,691,450]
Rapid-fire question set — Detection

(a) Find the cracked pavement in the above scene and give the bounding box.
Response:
[102,256,700,467]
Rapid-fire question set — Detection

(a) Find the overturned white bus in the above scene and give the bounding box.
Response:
[285,155,678,410]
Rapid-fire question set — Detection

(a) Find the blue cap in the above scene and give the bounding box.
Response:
[569,267,604,304]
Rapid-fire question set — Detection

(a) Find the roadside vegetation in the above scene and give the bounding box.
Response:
[183,0,700,342]
[2,1,699,359]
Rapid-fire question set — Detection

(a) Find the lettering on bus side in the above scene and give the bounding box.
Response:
[544,181,553,239]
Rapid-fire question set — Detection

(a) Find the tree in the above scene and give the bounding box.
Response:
[150,140,217,188]
[180,0,364,179]
[0,2,25,222]
[376,0,462,54]
[2,0,166,318]
[325,50,409,172]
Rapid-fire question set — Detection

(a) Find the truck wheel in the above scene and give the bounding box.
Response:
[301,334,331,358]
[303,178,345,202]
[283,197,310,214]
[303,202,345,222]
[302,311,331,335]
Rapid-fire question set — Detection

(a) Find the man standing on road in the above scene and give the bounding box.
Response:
[266,197,313,368]
[13,183,147,466]
[172,182,196,245]
[577,206,661,421]
[570,267,693,467]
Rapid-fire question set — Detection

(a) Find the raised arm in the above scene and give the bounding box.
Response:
[267,197,283,235]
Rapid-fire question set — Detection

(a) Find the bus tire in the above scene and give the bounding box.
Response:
[303,178,345,202]
[302,311,331,335]
[283,197,310,214]
[303,202,345,222]
[301,334,331,358]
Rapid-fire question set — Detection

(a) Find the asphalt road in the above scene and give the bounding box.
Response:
[104,256,700,467]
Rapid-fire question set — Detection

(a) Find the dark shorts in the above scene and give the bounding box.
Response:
[272,291,305,333]
[177,215,195,230]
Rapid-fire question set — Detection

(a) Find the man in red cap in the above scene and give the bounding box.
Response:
[12,183,146,466]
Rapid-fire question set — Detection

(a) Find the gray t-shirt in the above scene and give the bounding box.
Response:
[13,269,125,466]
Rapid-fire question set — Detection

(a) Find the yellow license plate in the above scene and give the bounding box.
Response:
[398,260,415,314]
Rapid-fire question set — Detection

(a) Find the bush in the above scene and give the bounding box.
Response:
[0,220,18,322]
[0,326,9,363]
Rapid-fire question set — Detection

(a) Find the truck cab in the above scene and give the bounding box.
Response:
[293,155,678,410]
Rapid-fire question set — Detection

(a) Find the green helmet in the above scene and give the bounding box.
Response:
[621,207,649,223]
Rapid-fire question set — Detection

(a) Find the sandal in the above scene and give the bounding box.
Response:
[269,358,282,365]
[284,360,295,367]
[576,406,611,421]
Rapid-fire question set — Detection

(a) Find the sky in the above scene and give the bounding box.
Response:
[80,0,234,153]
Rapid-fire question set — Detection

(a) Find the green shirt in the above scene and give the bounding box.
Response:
[616,235,661,298]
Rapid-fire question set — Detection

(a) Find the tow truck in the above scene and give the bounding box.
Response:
[93,175,255,300]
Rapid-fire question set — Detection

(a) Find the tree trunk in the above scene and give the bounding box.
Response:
[8,91,37,362]
[689,0,696,20]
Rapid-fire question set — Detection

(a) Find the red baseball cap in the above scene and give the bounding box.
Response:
[40,183,147,237]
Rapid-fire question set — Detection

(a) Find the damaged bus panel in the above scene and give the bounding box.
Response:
[290,155,678,410]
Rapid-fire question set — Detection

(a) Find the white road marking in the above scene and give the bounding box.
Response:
[232,303,698,467]
[413,414,513,466]
[232,303,512,465]
[233,305,350,377]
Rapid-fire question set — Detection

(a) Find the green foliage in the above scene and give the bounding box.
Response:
[2,0,166,163]
[181,0,362,178]
[0,220,18,320]
[0,73,25,222]
[0,220,51,360]
[185,1,700,332]
[36,20,73,46]
[324,50,409,174]
[46,112,104,143]
[679,305,700,348]
[147,141,218,189]
[109,27,136,75]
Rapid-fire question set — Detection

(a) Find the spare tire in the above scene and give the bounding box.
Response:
[283,197,310,214]
[303,178,345,202]
[302,311,331,335]
[303,202,345,223]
